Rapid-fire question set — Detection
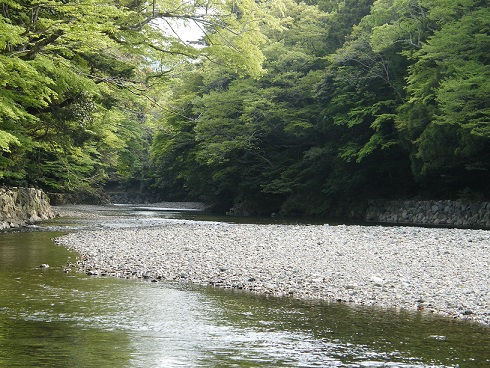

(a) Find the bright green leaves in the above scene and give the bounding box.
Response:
[0,52,58,169]
[1,0,275,194]
[366,0,431,52]
[0,131,20,153]
[193,80,260,165]
[436,63,490,135]
[0,14,24,49]
[28,142,103,193]
[0,0,146,192]
[198,0,268,77]
[401,5,490,184]
[366,0,481,54]
[204,34,266,78]
[320,25,405,165]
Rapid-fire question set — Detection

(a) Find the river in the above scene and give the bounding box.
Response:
[0,206,489,367]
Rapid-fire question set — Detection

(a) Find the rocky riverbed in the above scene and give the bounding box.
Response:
[54,208,490,326]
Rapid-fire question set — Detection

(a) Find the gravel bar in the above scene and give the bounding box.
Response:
[55,222,490,326]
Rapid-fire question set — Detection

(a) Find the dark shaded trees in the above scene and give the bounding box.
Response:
[150,0,489,216]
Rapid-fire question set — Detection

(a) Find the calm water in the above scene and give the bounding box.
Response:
[0,208,489,367]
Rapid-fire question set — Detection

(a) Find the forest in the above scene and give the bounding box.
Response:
[1,0,489,217]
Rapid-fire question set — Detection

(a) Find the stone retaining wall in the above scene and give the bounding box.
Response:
[365,200,490,229]
[0,187,55,230]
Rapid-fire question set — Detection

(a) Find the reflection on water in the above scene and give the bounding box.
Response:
[40,204,332,231]
[197,287,490,367]
[0,232,132,367]
[1,216,489,367]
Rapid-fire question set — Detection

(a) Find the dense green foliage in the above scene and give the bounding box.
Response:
[151,0,489,215]
[1,0,489,214]
[0,0,267,200]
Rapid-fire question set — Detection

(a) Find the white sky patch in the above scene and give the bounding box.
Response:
[154,18,206,45]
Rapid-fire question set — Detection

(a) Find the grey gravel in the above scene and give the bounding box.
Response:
[55,222,490,326]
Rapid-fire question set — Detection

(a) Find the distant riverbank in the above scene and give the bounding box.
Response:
[54,206,490,326]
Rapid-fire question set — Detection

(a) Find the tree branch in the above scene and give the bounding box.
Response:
[20,29,64,60]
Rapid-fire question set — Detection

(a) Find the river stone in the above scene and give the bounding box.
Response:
[55,221,490,326]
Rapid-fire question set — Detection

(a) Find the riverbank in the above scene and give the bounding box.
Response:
[53,208,490,327]
[365,199,490,229]
[0,187,54,229]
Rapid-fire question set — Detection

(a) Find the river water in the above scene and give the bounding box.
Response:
[0,206,489,367]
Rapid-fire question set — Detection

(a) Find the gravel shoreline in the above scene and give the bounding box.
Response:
[54,214,490,326]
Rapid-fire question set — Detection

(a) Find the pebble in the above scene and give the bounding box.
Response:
[55,222,490,326]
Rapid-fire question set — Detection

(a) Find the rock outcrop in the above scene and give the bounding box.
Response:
[0,187,55,230]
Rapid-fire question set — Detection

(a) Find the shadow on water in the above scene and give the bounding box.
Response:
[1,208,489,367]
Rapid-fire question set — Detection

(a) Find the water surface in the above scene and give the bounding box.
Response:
[0,208,489,367]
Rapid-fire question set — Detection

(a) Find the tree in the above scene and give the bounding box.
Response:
[0,0,270,198]
[150,0,387,215]
[398,3,490,196]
